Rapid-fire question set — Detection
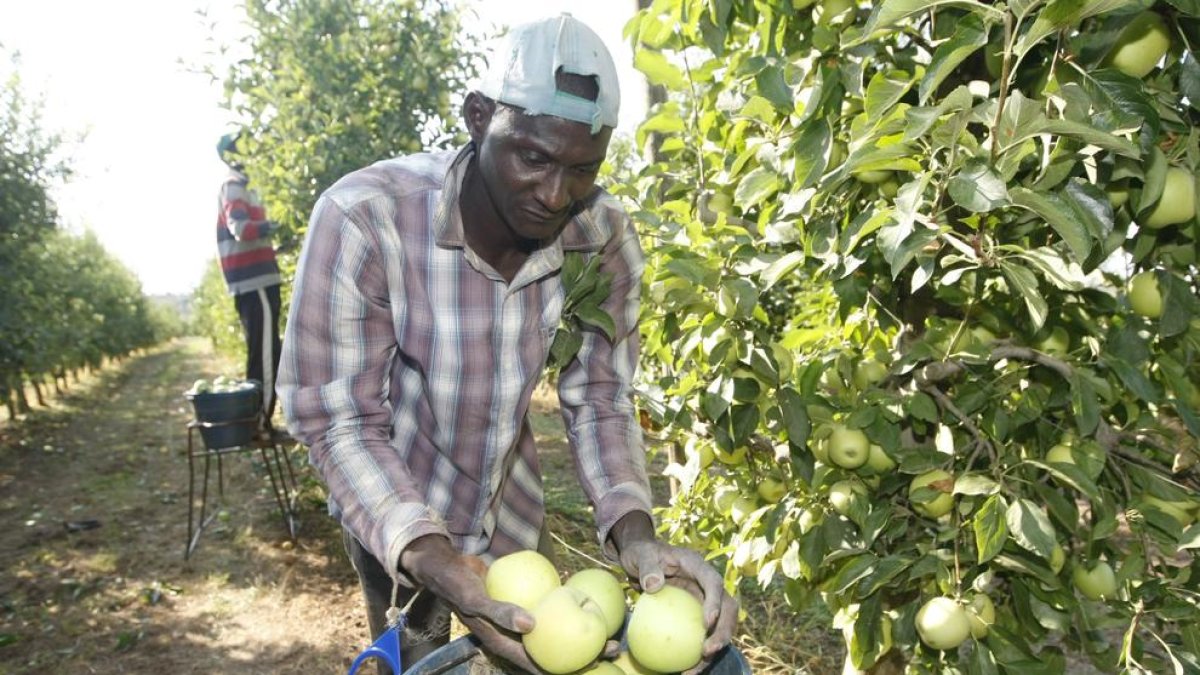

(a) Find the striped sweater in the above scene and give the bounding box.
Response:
[217,169,281,295]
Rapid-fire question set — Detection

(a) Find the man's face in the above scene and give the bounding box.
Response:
[473,103,612,243]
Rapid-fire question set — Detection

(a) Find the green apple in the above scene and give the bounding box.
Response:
[1129,271,1163,319]
[712,486,738,514]
[1049,545,1067,575]
[909,470,955,518]
[565,568,627,637]
[878,178,900,200]
[1107,180,1130,209]
[687,443,715,469]
[611,650,660,675]
[1073,560,1117,601]
[730,495,758,524]
[798,507,824,534]
[190,378,211,394]
[757,476,787,503]
[523,586,609,674]
[707,192,734,216]
[854,169,893,184]
[485,550,561,612]
[853,358,889,390]
[1046,443,1075,465]
[1036,326,1071,356]
[714,444,747,465]
[965,594,995,639]
[862,444,897,474]
[811,437,831,464]
[828,424,870,469]
[915,596,972,650]
[1144,166,1196,229]
[577,661,625,675]
[828,479,868,518]
[1106,12,1171,78]
[627,586,706,673]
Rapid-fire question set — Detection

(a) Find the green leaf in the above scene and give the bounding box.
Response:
[633,50,686,89]
[908,391,939,423]
[1061,179,1115,244]
[919,13,990,104]
[1070,372,1101,436]
[858,0,1003,41]
[1138,145,1169,215]
[792,120,832,189]
[865,69,916,121]
[761,251,806,290]
[779,387,810,447]
[955,473,1001,496]
[734,167,783,210]
[948,158,1009,212]
[1101,354,1160,402]
[1000,260,1049,331]
[755,64,793,111]
[1181,51,1200,112]
[1026,460,1100,500]
[1161,271,1200,337]
[547,329,584,369]
[974,494,1009,563]
[575,304,616,340]
[1040,119,1139,158]
[1008,187,1092,263]
[1006,498,1057,558]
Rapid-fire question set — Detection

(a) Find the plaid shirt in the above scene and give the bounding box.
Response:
[278,146,652,576]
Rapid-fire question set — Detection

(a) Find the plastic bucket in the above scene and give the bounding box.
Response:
[405,634,752,675]
[186,384,261,449]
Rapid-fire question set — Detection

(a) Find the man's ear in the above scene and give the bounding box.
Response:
[463,92,496,144]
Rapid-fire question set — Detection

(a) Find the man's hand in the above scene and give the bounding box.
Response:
[609,513,739,675]
[399,535,543,672]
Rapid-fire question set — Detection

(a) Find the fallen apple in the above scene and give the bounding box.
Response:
[626,586,706,673]
[523,586,609,674]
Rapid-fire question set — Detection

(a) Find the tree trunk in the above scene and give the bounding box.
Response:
[32,379,46,407]
[15,384,31,414]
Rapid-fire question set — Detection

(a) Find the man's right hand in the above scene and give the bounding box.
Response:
[399,535,543,672]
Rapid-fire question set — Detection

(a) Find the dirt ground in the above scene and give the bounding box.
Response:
[0,337,828,674]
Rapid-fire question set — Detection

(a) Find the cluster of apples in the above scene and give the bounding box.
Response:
[187,375,257,395]
[483,550,707,674]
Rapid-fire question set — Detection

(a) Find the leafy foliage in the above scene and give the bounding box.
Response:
[623,0,1200,671]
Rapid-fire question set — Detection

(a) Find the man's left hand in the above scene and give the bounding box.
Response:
[609,512,739,675]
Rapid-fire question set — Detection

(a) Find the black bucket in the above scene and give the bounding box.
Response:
[186,383,261,450]
[404,634,752,675]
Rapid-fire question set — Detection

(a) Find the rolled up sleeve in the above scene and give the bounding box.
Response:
[277,194,446,576]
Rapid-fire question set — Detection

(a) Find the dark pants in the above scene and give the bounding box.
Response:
[343,526,557,675]
[234,284,282,426]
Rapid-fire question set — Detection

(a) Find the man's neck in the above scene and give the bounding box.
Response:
[459,158,537,283]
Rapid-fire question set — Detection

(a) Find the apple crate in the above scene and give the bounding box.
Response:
[404,631,752,675]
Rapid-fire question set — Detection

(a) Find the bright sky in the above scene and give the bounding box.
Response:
[0,1,646,296]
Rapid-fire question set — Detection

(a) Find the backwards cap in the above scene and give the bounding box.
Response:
[476,14,620,134]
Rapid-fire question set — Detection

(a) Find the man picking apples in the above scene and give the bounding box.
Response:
[277,14,737,674]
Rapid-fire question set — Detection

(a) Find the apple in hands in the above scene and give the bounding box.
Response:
[565,568,627,637]
[523,586,609,674]
[485,550,561,612]
[626,585,707,674]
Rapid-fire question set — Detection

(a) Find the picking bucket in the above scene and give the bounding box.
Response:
[186,383,261,449]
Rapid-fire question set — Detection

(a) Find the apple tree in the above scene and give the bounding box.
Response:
[621,0,1200,671]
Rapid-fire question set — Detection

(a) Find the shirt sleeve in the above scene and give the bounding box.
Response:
[221,179,272,242]
[277,193,448,579]
[557,202,654,558]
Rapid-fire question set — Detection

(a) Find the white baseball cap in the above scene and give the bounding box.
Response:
[476,14,620,134]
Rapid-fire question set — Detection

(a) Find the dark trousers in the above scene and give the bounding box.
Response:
[343,526,557,675]
[234,284,282,425]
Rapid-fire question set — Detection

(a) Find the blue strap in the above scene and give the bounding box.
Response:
[347,620,405,675]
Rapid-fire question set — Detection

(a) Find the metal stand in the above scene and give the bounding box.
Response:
[184,415,300,559]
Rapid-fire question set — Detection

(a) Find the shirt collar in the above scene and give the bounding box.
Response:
[433,144,610,253]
